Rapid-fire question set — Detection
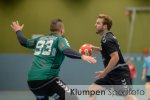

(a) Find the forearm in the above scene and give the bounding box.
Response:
[142,68,147,77]
[103,56,119,74]
[92,46,101,52]
[63,48,81,59]
[16,30,27,47]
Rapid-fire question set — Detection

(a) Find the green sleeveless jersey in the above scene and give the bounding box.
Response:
[26,34,70,81]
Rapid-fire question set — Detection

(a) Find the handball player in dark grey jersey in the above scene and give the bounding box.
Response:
[88,14,137,100]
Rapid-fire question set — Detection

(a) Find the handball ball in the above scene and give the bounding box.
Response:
[79,44,92,56]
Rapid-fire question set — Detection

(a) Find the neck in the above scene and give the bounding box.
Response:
[57,32,62,36]
[99,30,109,37]
[51,31,62,36]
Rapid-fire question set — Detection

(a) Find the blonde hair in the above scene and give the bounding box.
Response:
[98,14,112,30]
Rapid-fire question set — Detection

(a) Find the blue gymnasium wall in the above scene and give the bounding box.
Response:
[0,54,146,90]
[0,54,102,90]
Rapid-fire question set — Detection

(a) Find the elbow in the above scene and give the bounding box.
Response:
[114,53,119,63]
[116,55,119,62]
[18,39,27,47]
[110,52,119,62]
[20,42,27,47]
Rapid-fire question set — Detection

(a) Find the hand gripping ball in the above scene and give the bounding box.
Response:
[79,44,92,56]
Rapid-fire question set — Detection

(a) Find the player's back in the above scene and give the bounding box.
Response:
[28,34,65,81]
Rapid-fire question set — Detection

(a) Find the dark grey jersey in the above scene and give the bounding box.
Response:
[100,32,129,73]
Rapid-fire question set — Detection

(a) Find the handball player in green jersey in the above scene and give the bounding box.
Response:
[11,19,96,100]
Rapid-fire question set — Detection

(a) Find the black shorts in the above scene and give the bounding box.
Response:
[28,77,78,100]
[94,71,131,96]
[146,76,150,82]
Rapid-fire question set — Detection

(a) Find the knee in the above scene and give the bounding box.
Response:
[88,84,97,91]
[146,83,150,90]
[124,95,137,100]
[88,83,103,91]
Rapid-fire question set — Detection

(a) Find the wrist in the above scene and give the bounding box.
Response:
[16,30,21,33]
[103,69,108,75]
[15,29,21,33]
[81,55,85,59]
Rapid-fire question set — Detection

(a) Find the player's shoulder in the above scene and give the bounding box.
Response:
[57,36,70,47]
[105,32,116,40]
[58,36,68,41]
[102,32,116,43]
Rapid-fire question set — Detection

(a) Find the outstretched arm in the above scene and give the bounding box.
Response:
[63,48,81,59]
[91,45,101,52]
[86,44,101,52]
[63,48,97,63]
[11,21,27,47]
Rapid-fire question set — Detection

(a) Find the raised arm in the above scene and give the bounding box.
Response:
[11,21,28,47]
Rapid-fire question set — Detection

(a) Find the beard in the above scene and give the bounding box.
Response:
[96,28,104,35]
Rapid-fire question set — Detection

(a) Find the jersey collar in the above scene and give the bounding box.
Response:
[49,33,61,37]
[101,31,111,38]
